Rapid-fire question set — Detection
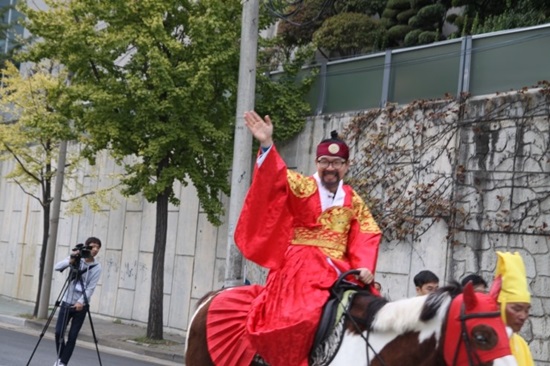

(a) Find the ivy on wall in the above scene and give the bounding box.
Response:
[344,81,550,244]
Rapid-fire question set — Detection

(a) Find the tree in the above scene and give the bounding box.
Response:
[0,60,112,316]
[18,0,239,340]
[313,13,387,58]
[19,0,313,339]
[276,0,337,47]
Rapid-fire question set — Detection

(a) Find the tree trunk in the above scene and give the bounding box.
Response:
[33,165,52,317]
[146,188,169,339]
[33,206,50,317]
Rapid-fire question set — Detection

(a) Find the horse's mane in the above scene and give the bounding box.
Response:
[420,282,462,321]
[353,290,389,330]
[371,282,461,336]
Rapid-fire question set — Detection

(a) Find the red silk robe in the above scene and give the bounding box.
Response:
[207,145,381,366]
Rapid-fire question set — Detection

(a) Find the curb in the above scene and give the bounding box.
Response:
[0,314,27,327]
[22,318,185,364]
[81,334,185,364]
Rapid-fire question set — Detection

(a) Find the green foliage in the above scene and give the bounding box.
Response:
[415,3,446,27]
[382,0,446,47]
[470,13,481,33]
[276,0,549,57]
[19,0,243,225]
[382,8,400,19]
[418,30,439,44]
[446,13,459,24]
[396,9,417,23]
[408,15,421,28]
[411,0,435,8]
[0,61,71,198]
[404,29,423,46]
[0,60,114,212]
[256,44,315,144]
[379,16,398,28]
[473,7,548,34]
[387,0,412,10]
[446,0,549,36]
[336,0,388,15]
[387,24,414,45]
[313,13,387,57]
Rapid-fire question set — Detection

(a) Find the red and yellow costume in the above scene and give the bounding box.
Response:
[207,145,381,366]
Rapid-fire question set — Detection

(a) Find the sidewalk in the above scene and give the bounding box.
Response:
[0,295,185,365]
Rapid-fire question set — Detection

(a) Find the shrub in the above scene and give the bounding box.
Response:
[313,13,387,57]
[404,29,423,46]
[387,24,414,44]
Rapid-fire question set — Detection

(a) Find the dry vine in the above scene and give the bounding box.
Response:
[344,81,550,244]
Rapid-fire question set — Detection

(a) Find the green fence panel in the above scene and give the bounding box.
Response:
[389,41,462,105]
[323,56,385,114]
[470,27,550,95]
[276,25,550,115]
[303,66,322,113]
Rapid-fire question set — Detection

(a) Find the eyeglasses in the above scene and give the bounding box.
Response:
[316,159,347,169]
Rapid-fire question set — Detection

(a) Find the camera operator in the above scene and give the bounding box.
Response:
[53,236,102,366]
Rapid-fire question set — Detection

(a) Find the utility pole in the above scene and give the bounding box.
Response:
[224,0,260,287]
[37,139,67,318]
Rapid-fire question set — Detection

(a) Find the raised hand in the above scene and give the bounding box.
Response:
[244,111,273,148]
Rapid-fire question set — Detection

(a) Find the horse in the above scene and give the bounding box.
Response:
[185,271,517,366]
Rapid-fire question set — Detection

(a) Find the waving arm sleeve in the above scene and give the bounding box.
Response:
[235,146,292,269]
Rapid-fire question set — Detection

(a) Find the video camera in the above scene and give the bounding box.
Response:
[71,243,92,262]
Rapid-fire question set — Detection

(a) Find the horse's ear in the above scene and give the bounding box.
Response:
[463,282,478,311]
[489,275,502,302]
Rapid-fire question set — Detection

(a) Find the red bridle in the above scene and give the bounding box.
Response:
[443,284,511,366]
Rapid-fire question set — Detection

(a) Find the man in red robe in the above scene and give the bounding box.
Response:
[206,111,381,366]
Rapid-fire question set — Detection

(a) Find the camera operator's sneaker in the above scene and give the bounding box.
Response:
[53,360,66,366]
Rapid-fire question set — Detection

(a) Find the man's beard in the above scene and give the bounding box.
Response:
[321,171,341,191]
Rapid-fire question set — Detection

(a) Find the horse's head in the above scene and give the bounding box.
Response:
[440,282,517,366]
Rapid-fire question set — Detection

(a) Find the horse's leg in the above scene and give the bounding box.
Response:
[185,297,215,366]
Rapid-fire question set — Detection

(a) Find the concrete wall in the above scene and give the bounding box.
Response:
[0,147,229,334]
[1,89,548,362]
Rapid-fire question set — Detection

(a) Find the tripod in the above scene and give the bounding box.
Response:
[26,260,103,366]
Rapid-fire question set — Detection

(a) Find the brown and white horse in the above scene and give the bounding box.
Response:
[185,278,517,366]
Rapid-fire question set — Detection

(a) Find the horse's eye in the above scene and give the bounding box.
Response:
[470,325,498,350]
[474,333,488,344]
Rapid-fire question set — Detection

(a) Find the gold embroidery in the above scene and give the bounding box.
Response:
[291,207,355,260]
[320,248,345,259]
[287,170,317,198]
[292,227,347,260]
[318,207,354,233]
[351,191,381,233]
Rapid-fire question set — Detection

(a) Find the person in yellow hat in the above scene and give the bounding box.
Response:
[491,251,534,366]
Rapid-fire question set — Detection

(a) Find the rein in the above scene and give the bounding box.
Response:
[333,270,388,366]
[345,307,388,366]
[450,302,502,366]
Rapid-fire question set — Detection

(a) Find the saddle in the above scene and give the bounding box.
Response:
[251,270,368,366]
[309,271,365,366]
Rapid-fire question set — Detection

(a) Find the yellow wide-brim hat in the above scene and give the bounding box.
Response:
[494,251,531,305]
